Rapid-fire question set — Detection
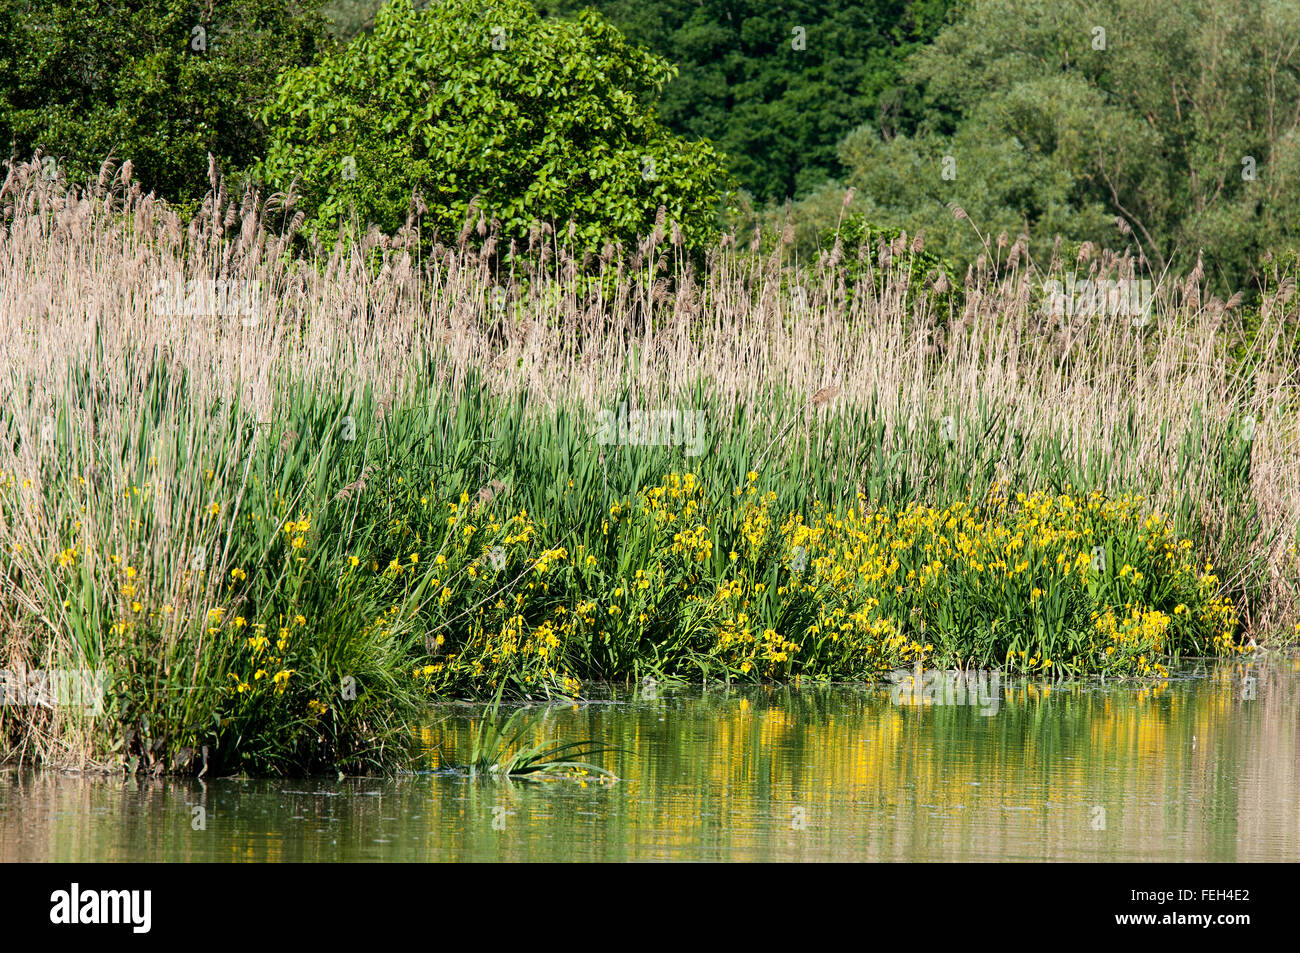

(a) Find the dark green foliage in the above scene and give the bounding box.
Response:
[835,0,1300,294]
[0,0,333,205]
[535,0,962,202]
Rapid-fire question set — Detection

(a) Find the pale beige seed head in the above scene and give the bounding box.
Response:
[812,385,841,407]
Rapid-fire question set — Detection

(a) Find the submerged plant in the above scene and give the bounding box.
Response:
[461,691,617,780]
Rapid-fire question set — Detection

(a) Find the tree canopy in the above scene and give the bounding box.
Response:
[259,0,726,256]
[832,0,1300,291]
[535,0,961,202]
[0,0,332,204]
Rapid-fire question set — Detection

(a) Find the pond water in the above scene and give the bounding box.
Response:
[3,659,1297,862]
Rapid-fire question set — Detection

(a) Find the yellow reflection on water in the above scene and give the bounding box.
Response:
[2,660,1297,861]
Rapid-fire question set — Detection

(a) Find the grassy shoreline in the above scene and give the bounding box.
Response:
[1,160,1297,774]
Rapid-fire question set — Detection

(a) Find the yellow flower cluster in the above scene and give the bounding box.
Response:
[1091,605,1172,677]
[401,474,1249,694]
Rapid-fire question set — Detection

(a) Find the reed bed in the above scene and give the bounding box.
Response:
[0,156,1296,773]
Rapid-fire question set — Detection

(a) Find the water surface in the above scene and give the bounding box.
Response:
[3,659,1297,861]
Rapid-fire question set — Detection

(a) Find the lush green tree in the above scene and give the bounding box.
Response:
[536,0,962,203]
[0,0,332,204]
[258,0,726,256]
[834,89,1120,271]
[320,0,385,37]
[832,0,1300,292]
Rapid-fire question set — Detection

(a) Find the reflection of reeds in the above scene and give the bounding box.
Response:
[2,665,1295,860]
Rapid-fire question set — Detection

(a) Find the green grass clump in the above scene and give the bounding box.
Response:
[0,355,1269,773]
[453,690,615,780]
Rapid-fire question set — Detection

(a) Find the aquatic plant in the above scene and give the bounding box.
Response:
[0,156,1294,773]
[462,692,616,780]
[405,474,1245,693]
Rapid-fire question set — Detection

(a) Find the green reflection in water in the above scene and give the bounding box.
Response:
[3,659,1297,861]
